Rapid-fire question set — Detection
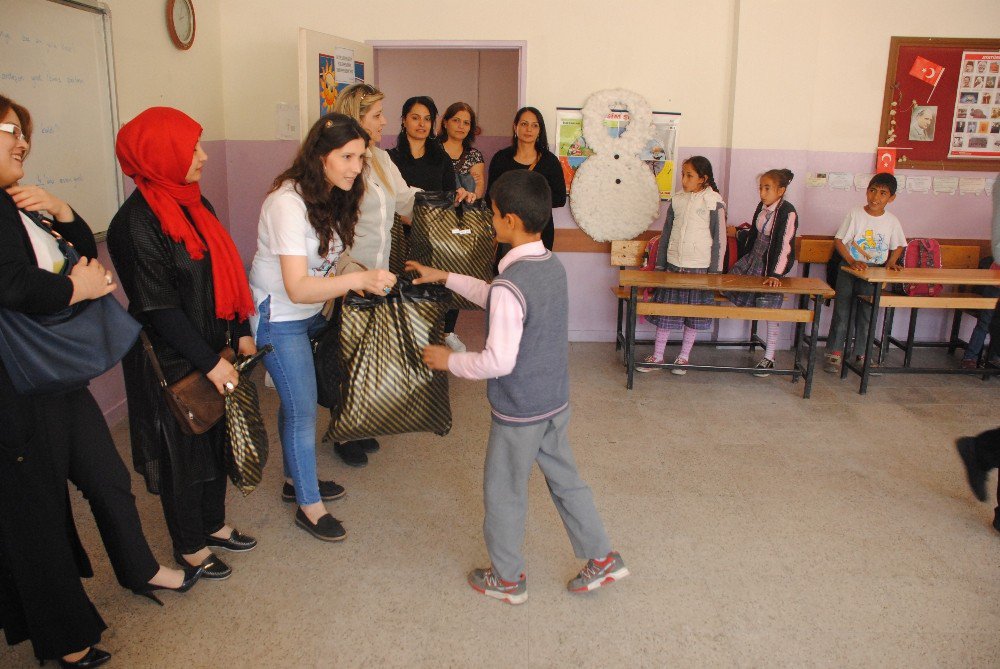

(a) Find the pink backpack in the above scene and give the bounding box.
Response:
[639,235,661,299]
[901,238,943,297]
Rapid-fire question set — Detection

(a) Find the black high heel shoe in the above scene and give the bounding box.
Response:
[55,646,111,668]
[131,564,203,605]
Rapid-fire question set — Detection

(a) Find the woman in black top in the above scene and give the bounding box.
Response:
[0,96,199,669]
[107,107,259,584]
[388,96,469,351]
[486,106,567,251]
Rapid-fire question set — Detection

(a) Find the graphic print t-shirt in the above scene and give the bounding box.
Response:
[834,207,907,266]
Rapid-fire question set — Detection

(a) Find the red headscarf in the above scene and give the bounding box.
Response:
[115,107,254,321]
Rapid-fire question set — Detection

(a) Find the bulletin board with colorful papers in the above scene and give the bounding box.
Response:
[878,36,1000,171]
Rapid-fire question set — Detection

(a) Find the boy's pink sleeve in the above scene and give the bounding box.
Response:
[447,284,524,380]
[445,273,490,309]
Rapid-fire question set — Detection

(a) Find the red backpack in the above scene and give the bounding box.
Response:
[900,238,943,296]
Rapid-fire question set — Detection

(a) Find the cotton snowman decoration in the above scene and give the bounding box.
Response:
[570,89,660,242]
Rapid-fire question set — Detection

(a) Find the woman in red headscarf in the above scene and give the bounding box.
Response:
[107,107,258,582]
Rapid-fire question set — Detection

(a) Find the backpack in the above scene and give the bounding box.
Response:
[900,238,943,297]
[638,235,661,299]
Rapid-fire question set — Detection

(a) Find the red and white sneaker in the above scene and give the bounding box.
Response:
[467,566,527,605]
[567,552,630,593]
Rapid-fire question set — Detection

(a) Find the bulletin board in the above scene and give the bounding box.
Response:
[878,36,1000,171]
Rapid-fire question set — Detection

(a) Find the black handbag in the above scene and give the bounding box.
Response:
[312,298,343,409]
[0,215,141,394]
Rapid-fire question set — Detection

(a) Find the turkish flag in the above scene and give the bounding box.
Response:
[908,56,944,86]
[876,147,896,174]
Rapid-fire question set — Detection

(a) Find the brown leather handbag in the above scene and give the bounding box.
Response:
[139,331,236,435]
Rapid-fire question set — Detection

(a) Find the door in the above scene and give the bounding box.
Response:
[298,29,374,138]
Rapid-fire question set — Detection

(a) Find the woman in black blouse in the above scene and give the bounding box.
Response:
[486,106,567,251]
[0,96,199,669]
[107,107,258,584]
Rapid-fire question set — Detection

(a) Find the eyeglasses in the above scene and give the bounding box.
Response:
[0,123,25,141]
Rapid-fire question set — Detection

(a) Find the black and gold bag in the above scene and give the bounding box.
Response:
[224,346,272,496]
[388,213,409,276]
[409,191,495,310]
[324,280,452,442]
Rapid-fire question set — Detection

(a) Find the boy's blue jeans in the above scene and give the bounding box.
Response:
[827,262,875,355]
[254,297,328,506]
[962,285,998,360]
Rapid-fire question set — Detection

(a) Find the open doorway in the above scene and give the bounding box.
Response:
[372,42,525,168]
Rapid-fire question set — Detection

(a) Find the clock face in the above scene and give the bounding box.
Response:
[168,0,195,49]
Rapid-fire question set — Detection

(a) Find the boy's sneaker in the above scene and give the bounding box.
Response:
[635,354,663,373]
[855,355,881,376]
[670,357,689,375]
[444,332,467,352]
[568,552,629,593]
[752,358,775,377]
[960,358,979,370]
[467,567,527,605]
[823,352,842,373]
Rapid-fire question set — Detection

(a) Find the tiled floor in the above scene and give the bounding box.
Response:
[4,319,999,667]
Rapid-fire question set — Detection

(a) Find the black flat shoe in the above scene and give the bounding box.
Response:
[334,441,368,467]
[295,508,347,542]
[282,480,346,502]
[359,438,380,453]
[130,564,202,606]
[174,550,232,580]
[205,528,258,552]
[57,646,111,668]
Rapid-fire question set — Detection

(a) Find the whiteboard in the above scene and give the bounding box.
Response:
[1,0,122,236]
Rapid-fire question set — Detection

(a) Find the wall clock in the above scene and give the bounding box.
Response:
[167,0,196,51]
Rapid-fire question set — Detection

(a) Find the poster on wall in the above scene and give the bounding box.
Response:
[947,51,1000,159]
[319,53,347,116]
[556,107,680,199]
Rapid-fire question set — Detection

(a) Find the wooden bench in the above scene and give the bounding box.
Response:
[619,270,834,397]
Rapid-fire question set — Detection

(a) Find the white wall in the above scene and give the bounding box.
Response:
[217,0,739,145]
[729,0,1000,152]
[104,0,225,139]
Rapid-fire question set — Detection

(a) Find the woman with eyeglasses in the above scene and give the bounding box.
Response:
[486,106,567,251]
[0,96,200,669]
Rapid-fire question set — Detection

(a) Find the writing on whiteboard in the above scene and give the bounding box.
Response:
[34,174,84,187]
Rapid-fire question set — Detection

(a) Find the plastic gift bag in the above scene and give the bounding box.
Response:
[224,345,272,496]
[389,213,409,276]
[324,279,452,442]
[409,191,495,310]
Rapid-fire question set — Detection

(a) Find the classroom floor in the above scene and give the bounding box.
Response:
[5,316,999,668]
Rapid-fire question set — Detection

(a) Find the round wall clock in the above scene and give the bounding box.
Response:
[167,0,196,51]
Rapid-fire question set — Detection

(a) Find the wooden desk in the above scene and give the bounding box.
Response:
[619,270,834,398]
[840,266,1000,393]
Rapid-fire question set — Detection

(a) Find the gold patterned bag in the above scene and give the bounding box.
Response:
[224,346,272,496]
[324,280,451,442]
[409,192,495,310]
[388,213,409,276]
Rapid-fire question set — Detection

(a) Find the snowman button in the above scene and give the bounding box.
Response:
[615,179,621,184]
[614,154,620,159]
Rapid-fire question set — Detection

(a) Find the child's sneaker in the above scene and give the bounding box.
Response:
[752,357,775,377]
[670,356,689,375]
[467,567,527,605]
[567,551,630,593]
[823,352,841,373]
[635,354,663,373]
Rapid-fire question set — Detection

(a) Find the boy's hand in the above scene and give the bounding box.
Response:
[762,276,781,287]
[405,260,448,285]
[422,345,451,370]
[850,261,868,272]
[887,263,903,272]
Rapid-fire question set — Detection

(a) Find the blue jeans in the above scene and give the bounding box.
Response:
[254,297,328,506]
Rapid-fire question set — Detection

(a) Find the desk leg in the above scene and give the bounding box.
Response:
[804,297,822,399]
[792,315,804,384]
[615,298,623,353]
[626,286,638,390]
[879,306,894,364]
[859,282,882,395]
[904,308,918,368]
[841,291,858,380]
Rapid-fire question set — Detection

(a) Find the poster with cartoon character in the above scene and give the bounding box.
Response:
[556,107,679,199]
[319,53,344,116]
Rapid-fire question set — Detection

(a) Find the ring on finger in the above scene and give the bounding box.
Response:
[105,273,113,285]
[224,381,235,393]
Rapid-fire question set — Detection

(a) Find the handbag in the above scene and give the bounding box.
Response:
[224,345,272,496]
[0,214,141,395]
[139,330,236,435]
[324,278,452,442]
[409,191,495,310]
[311,252,367,408]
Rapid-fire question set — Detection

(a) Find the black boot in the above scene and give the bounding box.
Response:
[334,441,368,467]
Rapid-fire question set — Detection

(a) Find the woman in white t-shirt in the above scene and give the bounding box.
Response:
[249,114,396,542]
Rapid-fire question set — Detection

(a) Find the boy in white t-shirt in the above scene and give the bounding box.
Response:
[824,173,907,373]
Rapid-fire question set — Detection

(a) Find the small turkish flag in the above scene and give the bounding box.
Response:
[876,147,896,174]
[908,56,944,86]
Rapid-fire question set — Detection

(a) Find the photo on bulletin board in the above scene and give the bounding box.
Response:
[556,107,680,199]
[878,36,1000,170]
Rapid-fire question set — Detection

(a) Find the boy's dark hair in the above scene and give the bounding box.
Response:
[491,170,551,234]
[868,172,898,195]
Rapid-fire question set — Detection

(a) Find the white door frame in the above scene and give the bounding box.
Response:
[368,40,526,108]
